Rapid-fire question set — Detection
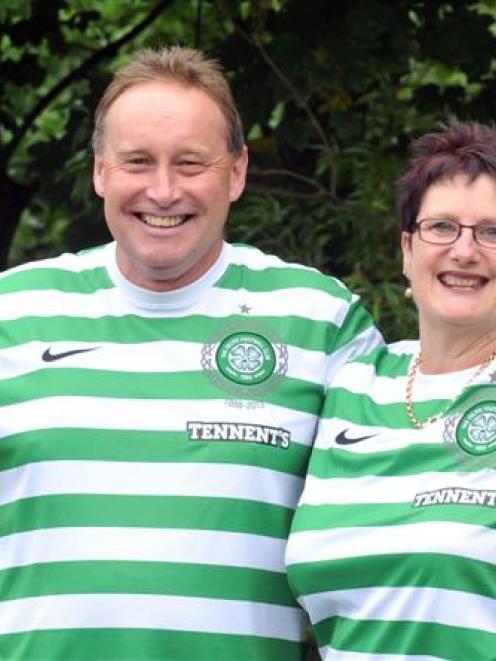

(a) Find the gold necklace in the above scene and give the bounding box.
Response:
[405,350,496,430]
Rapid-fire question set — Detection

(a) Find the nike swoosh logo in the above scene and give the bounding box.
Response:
[42,347,99,362]
[335,429,377,445]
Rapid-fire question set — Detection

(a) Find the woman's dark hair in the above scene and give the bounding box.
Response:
[397,122,496,232]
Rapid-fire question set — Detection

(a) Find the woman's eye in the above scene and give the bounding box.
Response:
[481,225,496,237]
[429,220,456,234]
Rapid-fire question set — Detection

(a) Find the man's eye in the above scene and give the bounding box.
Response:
[177,160,207,174]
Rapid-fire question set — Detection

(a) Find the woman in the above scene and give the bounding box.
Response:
[286,122,496,659]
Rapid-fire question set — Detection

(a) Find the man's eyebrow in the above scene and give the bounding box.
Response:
[115,149,147,158]
[177,148,216,158]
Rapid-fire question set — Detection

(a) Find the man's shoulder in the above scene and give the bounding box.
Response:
[226,243,354,301]
[229,242,333,277]
[0,244,111,294]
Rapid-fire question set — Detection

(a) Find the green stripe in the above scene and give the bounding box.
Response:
[0,266,113,294]
[0,560,296,606]
[0,628,303,661]
[76,245,107,256]
[323,387,447,427]
[0,369,322,415]
[1,494,293,539]
[457,383,496,409]
[0,314,337,353]
[355,345,412,376]
[314,615,496,659]
[0,429,310,475]
[288,552,496,599]
[322,366,494,428]
[217,262,351,299]
[329,299,376,351]
[307,443,476,477]
[291,502,496,531]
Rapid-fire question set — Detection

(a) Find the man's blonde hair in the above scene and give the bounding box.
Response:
[92,46,245,155]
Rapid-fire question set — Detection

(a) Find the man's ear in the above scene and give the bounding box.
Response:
[229,146,248,202]
[93,156,105,199]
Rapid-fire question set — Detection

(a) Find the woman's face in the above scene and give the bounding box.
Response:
[402,172,496,337]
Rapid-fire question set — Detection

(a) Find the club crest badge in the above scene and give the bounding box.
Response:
[456,401,496,455]
[443,388,496,468]
[201,320,288,397]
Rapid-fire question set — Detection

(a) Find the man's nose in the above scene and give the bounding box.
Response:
[145,167,180,205]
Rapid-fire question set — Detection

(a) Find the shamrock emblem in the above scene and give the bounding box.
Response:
[228,342,264,374]
[468,412,496,444]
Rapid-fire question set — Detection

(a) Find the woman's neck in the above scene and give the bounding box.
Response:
[418,324,496,374]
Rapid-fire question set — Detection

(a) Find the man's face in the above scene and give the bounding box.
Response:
[93,81,247,291]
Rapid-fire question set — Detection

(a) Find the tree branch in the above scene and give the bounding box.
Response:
[246,182,333,200]
[248,166,328,194]
[6,0,175,163]
[250,34,334,156]
[194,0,204,48]
[214,2,338,199]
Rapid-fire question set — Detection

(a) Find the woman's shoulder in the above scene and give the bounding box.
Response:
[328,339,419,391]
[346,339,418,369]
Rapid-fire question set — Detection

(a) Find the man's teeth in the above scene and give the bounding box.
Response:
[141,214,185,227]
[441,274,483,287]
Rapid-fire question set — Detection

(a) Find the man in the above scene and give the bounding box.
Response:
[0,47,381,660]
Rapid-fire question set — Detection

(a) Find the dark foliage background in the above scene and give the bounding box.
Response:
[3,0,496,342]
[4,3,496,657]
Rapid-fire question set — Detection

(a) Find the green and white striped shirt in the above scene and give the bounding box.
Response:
[287,341,496,660]
[0,242,381,660]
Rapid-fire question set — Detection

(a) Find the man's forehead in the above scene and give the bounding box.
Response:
[107,80,220,117]
[100,82,229,153]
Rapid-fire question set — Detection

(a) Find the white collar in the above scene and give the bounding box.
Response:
[104,241,231,311]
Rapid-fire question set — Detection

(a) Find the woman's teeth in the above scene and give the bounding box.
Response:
[440,274,485,288]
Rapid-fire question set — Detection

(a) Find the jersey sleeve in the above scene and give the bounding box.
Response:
[324,292,383,387]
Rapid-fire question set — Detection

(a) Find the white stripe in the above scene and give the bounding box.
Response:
[330,337,496,403]
[0,340,329,385]
[299,469,496,505]
[0,461,302,508]
[300,585,496,634]
[315,423,414,453]
[0,593,304,641]
[0,527,286,573]
[317,409,491,454]
[230,244,320,275]
[0,240,326,282]
[320,645,444,660]
[324,327,383,388]
[286,521,496,567]
[314,416,439,453]
[0,283,351,323]
[0,396,317,446]
[0,246,107,280]
[331,362,407,401]
[387,340,419,356]
[332,358,491,402]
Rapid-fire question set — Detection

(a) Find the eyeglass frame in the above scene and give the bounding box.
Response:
[414,218,496,249]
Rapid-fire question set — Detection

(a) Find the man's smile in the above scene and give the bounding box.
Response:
[136,213,193,228]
